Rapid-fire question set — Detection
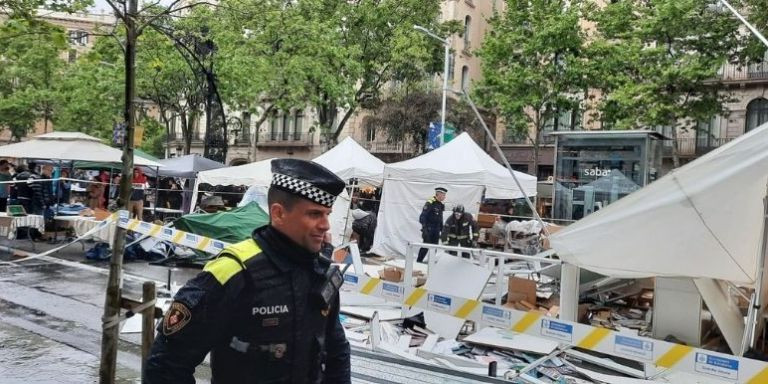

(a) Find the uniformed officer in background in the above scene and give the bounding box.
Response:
[442,204,479,258]
[145,158,351,384]
[417,186,447,262]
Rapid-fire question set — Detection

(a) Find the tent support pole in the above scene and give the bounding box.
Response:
[745,181,768,353]
[459,91,549,236]
[342,181,358,244]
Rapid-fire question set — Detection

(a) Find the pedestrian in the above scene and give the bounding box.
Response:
[129,168,147,220]
[417,186,447,263]
[58,169,72,205]
[86,176,104,210]
[11,164,33,213]
[442,204,479,258]
[351,209,377,253]
[145,158,351,384]
[0,160,13,212]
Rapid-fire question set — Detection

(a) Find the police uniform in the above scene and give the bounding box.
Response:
[442,206,479,258]
[145,159,351,384]
[417,187,446,262]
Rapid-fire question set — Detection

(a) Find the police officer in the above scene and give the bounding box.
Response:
[442,205,479,258]
[145,158,351,384]
[417,186,447,262]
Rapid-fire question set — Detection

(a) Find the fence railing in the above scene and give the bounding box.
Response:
[717,62,768,81]
[663,137,734,157]
[256,132,312,146]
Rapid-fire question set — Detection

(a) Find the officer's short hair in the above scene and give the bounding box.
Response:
[267,187,302,211]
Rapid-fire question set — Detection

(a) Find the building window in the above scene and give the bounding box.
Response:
[68,30,88,46]
[746,98,768,132]
[67,49,77,63]
[241,112,251,141]
[294,110,303,140]
[461,65,469,90]
[365,125,376,142]
[269,112,278,140]
[282,113,292,140]
[447,52,455,80]
[463,16,472,51]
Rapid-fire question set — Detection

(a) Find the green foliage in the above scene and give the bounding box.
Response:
[587,0,742,132]
[475,0,588,174]
[138,116,165,157]
[0,18,68,140]
[1,0,91,19]
[53,35,123,141]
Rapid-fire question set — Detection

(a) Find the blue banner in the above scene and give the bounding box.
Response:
[426,122,441,151]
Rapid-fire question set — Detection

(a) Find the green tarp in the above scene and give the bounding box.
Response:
[74,149,160,170]
[173,202,270,244]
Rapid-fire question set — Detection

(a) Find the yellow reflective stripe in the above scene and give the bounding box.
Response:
[404,288,427,307]
[203,239,262,285]
[360,278,380,295]
[577,327,611,350]
[748,367,768,384]
[223,239,260,264]
[453,299,479,319]
[512,311,541,333]
[655,344,693,368]
[127,220,140,231]
[149,224,162,237]
[172,231,186,244]
[197,237,211,251]
[203,257,242,285]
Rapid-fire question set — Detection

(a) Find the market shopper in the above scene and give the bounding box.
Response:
[442,204,479,258]
[417,186,447,263]
[145,158,351,384]
[129,168,147,219]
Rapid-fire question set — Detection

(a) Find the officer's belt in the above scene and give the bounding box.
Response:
[447,235,469,239]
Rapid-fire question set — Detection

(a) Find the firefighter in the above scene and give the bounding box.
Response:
[417,187,447,263]
[442,205,479,259]
[145,158,351,384]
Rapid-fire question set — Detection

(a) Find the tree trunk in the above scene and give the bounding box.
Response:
[532,112,542,178]
[670,124,681,169]
[99,0,137,381]
[248,104,275,162]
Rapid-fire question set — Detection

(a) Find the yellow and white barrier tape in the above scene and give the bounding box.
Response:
[117,213,768,384]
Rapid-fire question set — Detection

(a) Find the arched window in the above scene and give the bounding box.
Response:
[463,16,471,50]
[746,98,768,132]
[461,65,469,90]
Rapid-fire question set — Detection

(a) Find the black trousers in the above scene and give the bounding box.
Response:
[447,238,472,259]
[417,228,440,262]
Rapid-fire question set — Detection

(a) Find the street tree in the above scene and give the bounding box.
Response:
[302,0,449,145]
[364,86,493,159]
[475,0,589,178]
[0,18,67,141]
[1,0,90,18]
[587,0,742,167]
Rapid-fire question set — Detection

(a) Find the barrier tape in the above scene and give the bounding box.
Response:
[117,213,768,383]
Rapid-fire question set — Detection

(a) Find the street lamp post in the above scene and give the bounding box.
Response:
[414,25,450,147]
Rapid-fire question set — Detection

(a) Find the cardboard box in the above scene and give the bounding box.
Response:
[541,224,565,250]
[476,213,497,229]
[507,277,537,306]
[379,267,403,282]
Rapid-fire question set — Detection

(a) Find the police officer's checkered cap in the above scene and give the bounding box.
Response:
[270,158,345,207]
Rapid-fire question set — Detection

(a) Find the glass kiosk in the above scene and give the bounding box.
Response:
[550,130,664,221]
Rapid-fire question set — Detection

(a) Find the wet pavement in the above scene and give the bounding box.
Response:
[0,238,502,383]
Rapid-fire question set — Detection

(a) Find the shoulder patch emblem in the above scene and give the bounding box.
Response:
[162,301,192,336]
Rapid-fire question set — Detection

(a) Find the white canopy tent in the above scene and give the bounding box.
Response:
[312,137,386,186]
[0,132,163,167]
[550,122,768,285]
[191,158,351,245]
[371,133,537,257]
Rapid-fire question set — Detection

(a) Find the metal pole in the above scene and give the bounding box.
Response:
[459,90,550,236]
[141,281,156,375]
[719,0,768,49]
[747,182,768,351]
[440,40,449,147]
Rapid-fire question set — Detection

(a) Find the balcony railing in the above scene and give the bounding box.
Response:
[256,132,312,147]
[717,63,768,82]
[362,141,416,154]
[663,137,734,157]
[502,132,556,145]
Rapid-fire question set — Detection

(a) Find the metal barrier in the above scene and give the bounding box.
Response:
[116,214,768,383]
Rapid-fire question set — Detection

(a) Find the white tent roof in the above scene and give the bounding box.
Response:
[384,132,537,199]
[313,137,385,186]
[0,132,163,167]
[550,122,768,284]
[196,158,274,187]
